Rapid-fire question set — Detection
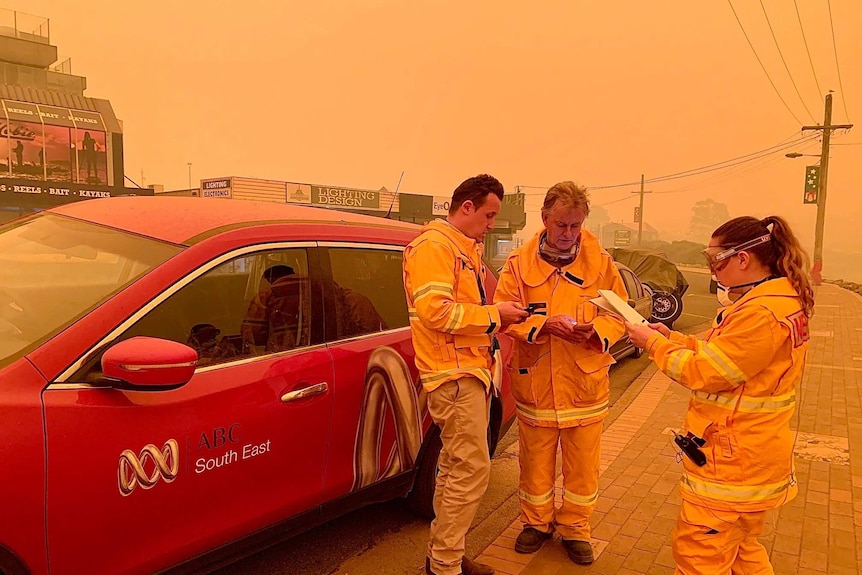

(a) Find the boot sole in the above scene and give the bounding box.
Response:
[564,550,594,565]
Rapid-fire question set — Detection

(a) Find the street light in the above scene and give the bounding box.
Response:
[784,152,820,159]
[187,162,192,190]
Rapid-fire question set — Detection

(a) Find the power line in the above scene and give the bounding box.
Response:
[596,194,638,207]
[519,135,819,195]
[515,133,821,197]
[644,135,820,185]
[827,0,852,121]
[727,0,804,125]
[667,138,822,194]
[643,134,816,183]
[584,133,818,191]
[759,0,816,122]
[793,0,823,100]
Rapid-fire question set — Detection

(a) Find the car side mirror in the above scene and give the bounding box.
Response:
[102,336,197,391]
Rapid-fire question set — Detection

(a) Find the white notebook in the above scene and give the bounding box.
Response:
[590,289,648,325]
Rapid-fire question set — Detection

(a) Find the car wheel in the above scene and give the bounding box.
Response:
[0,549,29,575]
[641,283,654,298]
[650,291,682,328]
[406,427,442,519]
[406,405,501,520]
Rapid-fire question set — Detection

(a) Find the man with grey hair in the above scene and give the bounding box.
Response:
[494,181,627,565]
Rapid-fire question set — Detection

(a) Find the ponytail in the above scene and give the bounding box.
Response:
[713,215,816,317]
[761,216,816,317]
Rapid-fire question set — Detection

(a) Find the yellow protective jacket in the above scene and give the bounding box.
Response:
[645,277,810,512]
[494,230,626,428]
[403,219,502,393]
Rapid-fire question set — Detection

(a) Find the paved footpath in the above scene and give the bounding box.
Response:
[475,284,862,575]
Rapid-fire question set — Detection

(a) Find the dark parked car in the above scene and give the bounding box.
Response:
[609,261,653,360]
[608,248,689,328]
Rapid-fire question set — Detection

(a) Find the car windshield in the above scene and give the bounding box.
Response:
[0,213,183,368]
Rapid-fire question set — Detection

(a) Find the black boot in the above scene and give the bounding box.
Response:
[514,527,553,554]
[562,539,594,565]
[461,556,494,575]
[425,556,495,575]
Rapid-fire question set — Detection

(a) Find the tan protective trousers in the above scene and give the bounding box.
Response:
[426,377,491,575]
[673,498,773,575]
[517,420,602,541]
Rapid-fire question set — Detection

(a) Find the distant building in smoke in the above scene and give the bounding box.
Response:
[0,7,149,224]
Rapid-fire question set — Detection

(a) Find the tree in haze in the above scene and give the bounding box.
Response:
[688,199,730,241]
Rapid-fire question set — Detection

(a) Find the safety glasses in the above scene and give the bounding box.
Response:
[702,234,771,272]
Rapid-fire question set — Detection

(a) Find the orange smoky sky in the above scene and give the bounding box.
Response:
[16,0,862,275]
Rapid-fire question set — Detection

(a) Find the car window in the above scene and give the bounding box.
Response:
[0,213,182,369]
[619,269,640,300]
[326,247,408,340]
[72,248,318,381]
[626,270,645,298]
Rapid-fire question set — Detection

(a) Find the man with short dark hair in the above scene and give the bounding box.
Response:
[404,174,529,575]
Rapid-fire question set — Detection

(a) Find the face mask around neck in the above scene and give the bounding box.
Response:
[715,277,773,307]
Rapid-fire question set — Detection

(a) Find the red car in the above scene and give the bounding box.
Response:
[0,197,516,575]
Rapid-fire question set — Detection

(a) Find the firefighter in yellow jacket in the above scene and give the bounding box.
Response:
[494,182,627,565]
[626,215,814,575]
[404,174,529,575]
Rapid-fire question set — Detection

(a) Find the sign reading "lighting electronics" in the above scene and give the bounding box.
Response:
[200,178,232,198]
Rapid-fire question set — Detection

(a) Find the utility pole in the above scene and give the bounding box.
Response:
[631,174,652,245]
[802,93,853,285]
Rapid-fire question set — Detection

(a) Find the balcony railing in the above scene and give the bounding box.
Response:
[0,9,49,44]
[0,61,86,96]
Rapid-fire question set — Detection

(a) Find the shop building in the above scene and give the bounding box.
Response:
[0,9,149,224]
[162,176,526,265]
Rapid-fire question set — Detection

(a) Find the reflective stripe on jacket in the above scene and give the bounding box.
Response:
[494,230,627,428]
[646,277,810,512]
[403,219,501,392]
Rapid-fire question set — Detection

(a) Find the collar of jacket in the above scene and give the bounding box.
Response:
[419,218,482,258]
[714,277,800,325]
[515,229,605,287]
[731,276,799,306]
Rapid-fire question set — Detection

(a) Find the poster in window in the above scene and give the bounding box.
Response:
[74,129,107,185]
[2,101,45,180]
[71,110,107,185]
[7,121,45,180]
[42,124,74,182]
[36,105,76,183]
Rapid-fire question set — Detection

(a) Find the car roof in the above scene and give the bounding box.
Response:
[49,196,419,244]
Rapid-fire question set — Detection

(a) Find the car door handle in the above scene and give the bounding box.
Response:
[281,382,329,403]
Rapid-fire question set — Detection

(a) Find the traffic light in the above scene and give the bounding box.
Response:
[803,165,820,205]
[633,206,642,222]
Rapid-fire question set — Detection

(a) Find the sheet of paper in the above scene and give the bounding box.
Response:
[591,289,649,325]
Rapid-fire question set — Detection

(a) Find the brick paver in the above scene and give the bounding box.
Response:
[477,284,862,574]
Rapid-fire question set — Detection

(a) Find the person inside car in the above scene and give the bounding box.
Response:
[241,265,305,353]
[186,323,238,365]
